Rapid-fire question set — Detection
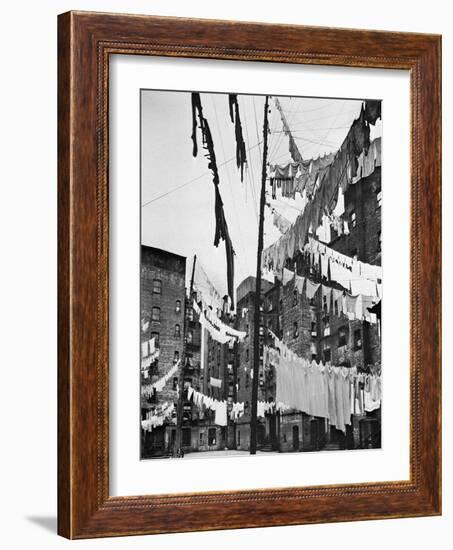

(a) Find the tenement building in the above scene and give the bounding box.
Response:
[140,245,186,458]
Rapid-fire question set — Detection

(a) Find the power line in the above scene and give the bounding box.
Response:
[141,140,262,207]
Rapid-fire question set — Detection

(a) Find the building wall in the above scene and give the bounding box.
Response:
[329,168,381,265]
[141,246,186,404]
[140,246,186,457]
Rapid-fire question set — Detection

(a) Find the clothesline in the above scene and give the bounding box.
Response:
[141,337,160,370]
[304,236,382,282]
[141,361,180,397]
[278,267,379,324]
[266,333,381,433]
[193,299,246,345]
[187,385,274,424]
[262,125,382,273]
[141,402,175,432]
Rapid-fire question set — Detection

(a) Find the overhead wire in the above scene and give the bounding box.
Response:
[141,140,262,207]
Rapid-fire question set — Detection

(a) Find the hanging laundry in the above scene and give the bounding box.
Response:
[191,92,236,310]
[274,98,303,163]
[272,332,364,433]
[210,376,222,388]
[141,341,149,359]
[228,94,247,181]
[321,255,330,279]
[345,295,359,320]
[262,104,380,270]
[282,267,295,286]
[214,400,228,426]
[149,337,155,355]
[272,210,291,234]
[364,100,382,125]
[305,279,320,300]
[141,361,180,397]
[294,274,305,294]
[350,278,378,298]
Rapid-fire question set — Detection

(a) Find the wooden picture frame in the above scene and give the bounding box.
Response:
[58,11,441,539]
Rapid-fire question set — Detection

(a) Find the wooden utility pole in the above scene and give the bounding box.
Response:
[175,255,197,456]
[250,96,270,455]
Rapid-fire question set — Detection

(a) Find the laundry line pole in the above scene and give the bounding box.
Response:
[250,95,270,455]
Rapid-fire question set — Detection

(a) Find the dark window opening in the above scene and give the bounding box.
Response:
[151,332,160,348]
[208,427,216,446]
[338,326,348,347]
[182,428,191,446]
[152,279,161,294]
[151,306,160,322]
[354,329,362,350]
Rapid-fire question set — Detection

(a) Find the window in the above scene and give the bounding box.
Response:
[237,430,241,445]
[293,290,298,306]
[377,190,382,208]
[152,279,161,294]
[151,306,160,322]
[186,330,193,344]
[323,347,331,363]
[174,324,181,338]
[182,428,191,446]
[187,307,194,321]
[151,332,160,348]
[323,315,330,337]
[245,373,249,389]
[199,432,204,444]
[293,322,299,338]
[351,211,357,228]
[174,350,179,363]
[175,299,181,313]
[208,427,216,446]
[311,321,317,337]
[246,348,249,362]
[354,329,362,350]
[338,326,348,347]
[172,376,178,390]
[244,401,249,415]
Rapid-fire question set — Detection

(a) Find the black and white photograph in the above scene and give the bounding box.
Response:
[140,90,382,459]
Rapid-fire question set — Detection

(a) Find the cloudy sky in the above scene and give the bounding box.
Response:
[141,90,378,301]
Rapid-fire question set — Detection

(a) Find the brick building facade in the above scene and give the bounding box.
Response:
[140,246,186,458]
